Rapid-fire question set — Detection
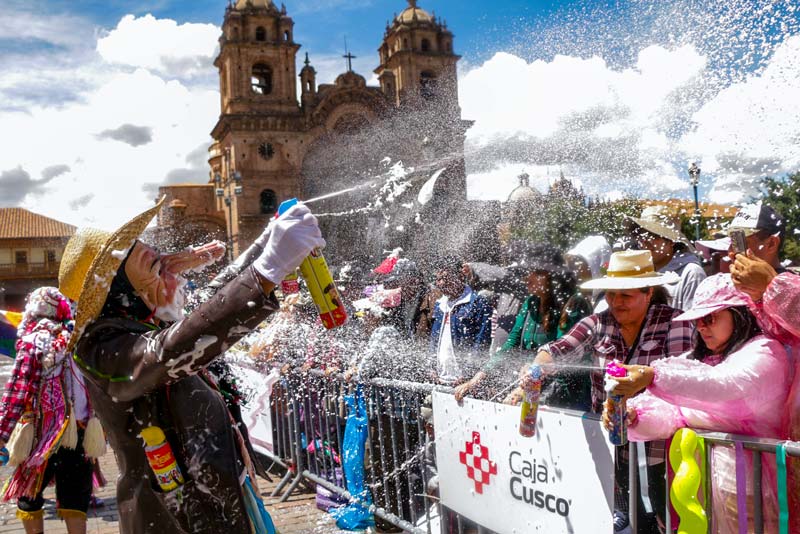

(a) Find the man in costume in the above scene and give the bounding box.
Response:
[0,287,105,534]
[58,199,323,533]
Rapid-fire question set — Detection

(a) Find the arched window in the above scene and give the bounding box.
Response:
[446,41,452,53]
[420,71,437,99]
[255,26,266,41]
[403,38,408,49]
[251,63,272,94]
[284,30,291,42]
[421,38,431,52]
[260,189,278,214]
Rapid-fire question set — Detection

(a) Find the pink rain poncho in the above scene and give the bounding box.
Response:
[627,335,791,534]
[751,271,800,532]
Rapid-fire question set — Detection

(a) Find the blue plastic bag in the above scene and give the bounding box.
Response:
[330,387,375,530]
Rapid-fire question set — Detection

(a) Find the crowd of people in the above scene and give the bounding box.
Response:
[0,197,798,534]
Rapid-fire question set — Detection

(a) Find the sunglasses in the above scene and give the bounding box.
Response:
[696,313,717,327]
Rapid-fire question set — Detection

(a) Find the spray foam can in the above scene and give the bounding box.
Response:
[277,198,348,330]
[519,364,543,438]
[141,426,185,492]
[605,361,628,446]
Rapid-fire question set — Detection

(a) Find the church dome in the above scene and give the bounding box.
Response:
[396,1,433,24]
[507,173,541,203]
[234,0,277,10]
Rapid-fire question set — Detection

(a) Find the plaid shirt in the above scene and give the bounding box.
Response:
[545,304,693,465]
[0,340,41,443]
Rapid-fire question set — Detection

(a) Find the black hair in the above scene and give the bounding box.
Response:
[691,306,762,361]
[434,255,464,276]
[99,246,153,322]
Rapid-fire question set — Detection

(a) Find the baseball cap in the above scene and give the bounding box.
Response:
[727,202,785,239]
[673,274,751,322]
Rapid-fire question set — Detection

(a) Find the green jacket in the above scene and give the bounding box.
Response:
[483,295,557,372]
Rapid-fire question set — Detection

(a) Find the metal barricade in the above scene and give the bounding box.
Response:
[255,370,800,534]
[261,369,447,534]
[626,430,800,534]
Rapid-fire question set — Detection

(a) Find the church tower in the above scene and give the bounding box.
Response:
[375,0,460,115]
[209,0,304,256]
[215,0,300,115]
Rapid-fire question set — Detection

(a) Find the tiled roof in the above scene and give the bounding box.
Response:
[0,208,76,239]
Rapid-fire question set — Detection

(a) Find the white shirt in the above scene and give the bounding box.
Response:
[436,287,472,384]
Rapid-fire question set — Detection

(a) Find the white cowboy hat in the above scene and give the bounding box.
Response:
[580,250,679,290]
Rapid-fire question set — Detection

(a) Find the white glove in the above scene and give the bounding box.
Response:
[254,203,325,284]
[253,224,272,250]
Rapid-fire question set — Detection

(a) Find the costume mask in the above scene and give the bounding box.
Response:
[124,240,226,322]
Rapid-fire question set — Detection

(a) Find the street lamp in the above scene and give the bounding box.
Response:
[214,169,243,260]
[688,163,701,241]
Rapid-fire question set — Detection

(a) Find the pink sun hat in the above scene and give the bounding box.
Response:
[673,274,752,322]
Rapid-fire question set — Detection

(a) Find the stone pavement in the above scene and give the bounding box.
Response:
[0,434,360,534]
[0,359,358,534]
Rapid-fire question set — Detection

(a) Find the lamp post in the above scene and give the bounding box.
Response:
[215,168,243,261]
[688,162,701,241]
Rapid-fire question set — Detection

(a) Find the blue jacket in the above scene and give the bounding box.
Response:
[430,286,493,353]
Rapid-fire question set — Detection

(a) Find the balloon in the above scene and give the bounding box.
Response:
[669,428,709,534]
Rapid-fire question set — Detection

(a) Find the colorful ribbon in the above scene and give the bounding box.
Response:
[777,443,788,534]
[735,442,747,534]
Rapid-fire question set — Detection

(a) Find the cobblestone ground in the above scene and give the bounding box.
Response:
[0,359,358,534]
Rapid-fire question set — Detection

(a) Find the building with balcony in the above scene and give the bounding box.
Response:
[0,208,76,310]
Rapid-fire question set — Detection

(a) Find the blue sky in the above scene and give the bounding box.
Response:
[7,0,593,70]
[1,0,798,229]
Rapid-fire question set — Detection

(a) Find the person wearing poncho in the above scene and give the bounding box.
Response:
[57,198,323,534]
[0,287,106,533]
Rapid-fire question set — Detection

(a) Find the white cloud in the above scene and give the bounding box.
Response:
[0,14,221,230]
[684,35,800,203]
[460,38,799,205]
[96,14,220,80]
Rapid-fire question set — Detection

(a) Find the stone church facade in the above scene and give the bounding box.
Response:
[158,0,474,263]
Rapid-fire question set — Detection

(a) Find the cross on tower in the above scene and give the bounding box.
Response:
[342,37,356,72]
[408,0,418,7]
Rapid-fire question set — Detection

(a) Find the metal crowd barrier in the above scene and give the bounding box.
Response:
[259,369,451,534]
[628,431,800,534]
[254,368,800,534]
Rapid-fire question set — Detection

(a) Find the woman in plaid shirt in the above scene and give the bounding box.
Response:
[506,250,694,534]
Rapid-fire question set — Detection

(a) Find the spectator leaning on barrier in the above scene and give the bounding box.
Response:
[605,274,790,534]
[429,256,493,386]
[455,244,581,405]
[626,205,706,311]
[507,249,692,534]
[725,202,800,530]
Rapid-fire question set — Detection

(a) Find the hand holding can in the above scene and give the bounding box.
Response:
[519,364,543,438]
[605,361,628,446]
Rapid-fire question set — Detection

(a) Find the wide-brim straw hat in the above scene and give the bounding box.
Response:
[625,206,693,249]
[581,249,679,290]
[59,197,165,352]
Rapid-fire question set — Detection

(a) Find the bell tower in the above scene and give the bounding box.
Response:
[215,0,301,115]
[375,0,460,115]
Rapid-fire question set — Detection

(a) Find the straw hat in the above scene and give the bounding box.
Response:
[59,198,165,351]
[580,250,679,290]
[626,206,692,248]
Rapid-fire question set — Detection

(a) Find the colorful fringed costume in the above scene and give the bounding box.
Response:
[0,287,102,520]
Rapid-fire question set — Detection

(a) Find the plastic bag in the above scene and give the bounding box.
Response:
[330,387,375,530]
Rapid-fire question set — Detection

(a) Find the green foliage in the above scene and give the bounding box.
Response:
[759,172,800,262]
[511,178,644,249]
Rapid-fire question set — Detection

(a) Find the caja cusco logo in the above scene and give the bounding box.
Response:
[459,431,571,517]
[458,432,497,494]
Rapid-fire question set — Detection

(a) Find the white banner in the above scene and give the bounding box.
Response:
[229,359,279,455]
[433,392,615,534]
